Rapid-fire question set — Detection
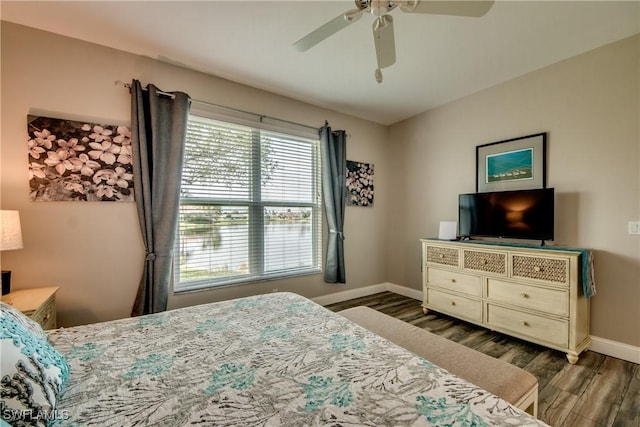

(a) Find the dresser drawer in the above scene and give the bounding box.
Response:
[463,249,507,275]
[486,279,569,316]
[512,255,569,286]
[427,268,482,297]
[425,245,460,267]
[426,288,482,323]
[486,304,568,348]
[30,296,56,330]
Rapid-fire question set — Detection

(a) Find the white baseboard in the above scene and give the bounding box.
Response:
[311,283,388,306]
[311,282,421,306]
[312,283,639,365]
[590,336,640,364]
[384,282,423,301]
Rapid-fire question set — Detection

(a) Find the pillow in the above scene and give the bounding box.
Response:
[1,301,47,341]
[0,311,70,426]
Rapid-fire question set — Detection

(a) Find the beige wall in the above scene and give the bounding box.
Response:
[0,22,390,326]
[388,35,640,347]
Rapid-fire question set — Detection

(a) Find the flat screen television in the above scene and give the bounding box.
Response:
[458,188,554,242]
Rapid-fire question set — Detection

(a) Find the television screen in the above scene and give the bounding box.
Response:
[459,188,554,241]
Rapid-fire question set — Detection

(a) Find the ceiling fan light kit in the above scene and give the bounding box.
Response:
[293,0,494,83]
[344,9,363,23]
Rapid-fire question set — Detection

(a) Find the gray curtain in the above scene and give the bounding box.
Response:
[320,124,347,283]
[130,80,190,316]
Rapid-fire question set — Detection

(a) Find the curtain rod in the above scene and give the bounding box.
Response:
[115,80,320,132]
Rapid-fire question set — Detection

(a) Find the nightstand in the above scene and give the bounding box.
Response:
[1,286,60,330]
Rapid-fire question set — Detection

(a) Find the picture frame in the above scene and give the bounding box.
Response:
[27,115,134,202]
[476,132,547,192]
[346,160,374,207]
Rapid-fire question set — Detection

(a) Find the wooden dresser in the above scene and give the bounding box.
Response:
[421,239,590,364]
[1,286,60,330]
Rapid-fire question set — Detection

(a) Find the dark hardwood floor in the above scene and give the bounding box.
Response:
[325,292,639,427]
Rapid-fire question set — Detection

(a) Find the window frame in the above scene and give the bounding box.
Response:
[174,111,322,293]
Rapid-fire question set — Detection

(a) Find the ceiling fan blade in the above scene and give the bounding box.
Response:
[293,9,362,52]
[373,15,396,69]
[400,0,494,17]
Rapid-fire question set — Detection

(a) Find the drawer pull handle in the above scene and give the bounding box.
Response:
[520,321,529,327]
[439,254,445,259]
[482,259,488,265]
[533,266,542,272]
[521,293,529,299]
[450,301,456,306]
[451,279,456,283]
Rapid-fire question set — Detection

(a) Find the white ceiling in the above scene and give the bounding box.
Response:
[2,1,639,125]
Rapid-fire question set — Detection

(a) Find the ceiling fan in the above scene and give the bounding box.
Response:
[293,0,494,83]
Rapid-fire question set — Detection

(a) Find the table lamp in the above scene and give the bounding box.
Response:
[1,210,23,295]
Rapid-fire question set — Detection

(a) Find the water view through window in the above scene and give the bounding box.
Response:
[177,205,317,286]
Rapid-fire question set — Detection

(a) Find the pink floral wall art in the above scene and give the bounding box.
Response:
[27,115,134,201]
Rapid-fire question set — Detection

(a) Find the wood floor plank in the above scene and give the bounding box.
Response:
[366,293,411,312]
[456,328,496,349]
[612,364,640,427]
[473,334,516,359]
[472,337,506,358]
[419,316,458,334]
[562,411,605,427]
[537,384,579,427]
[395,309,425,323]
[436,321,477,342]
[377,303,417,316]
[327,292,391,310]
[549,350,606,396]
[565,356,635,426]
[497,341,542,368]
[405,316,435,330]
[524,350,568,390]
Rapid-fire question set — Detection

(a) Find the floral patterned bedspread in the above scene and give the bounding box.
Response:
[48,292,547,426]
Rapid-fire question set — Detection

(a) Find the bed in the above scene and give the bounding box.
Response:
[2,292,547,426]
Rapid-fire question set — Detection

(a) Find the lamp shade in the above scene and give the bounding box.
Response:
[0,210,23,251]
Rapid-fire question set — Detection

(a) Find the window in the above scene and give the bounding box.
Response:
[174,114,322,292]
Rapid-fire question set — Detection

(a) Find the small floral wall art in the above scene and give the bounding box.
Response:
[27,115,134,202]
[346,160,374,207]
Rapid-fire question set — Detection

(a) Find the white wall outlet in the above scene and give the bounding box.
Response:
[628,221,640,235]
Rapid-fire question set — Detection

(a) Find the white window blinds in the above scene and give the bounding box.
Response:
[175,115,322,292]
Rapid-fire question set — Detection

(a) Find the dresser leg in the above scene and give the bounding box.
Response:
[566,353,579,364]
[422,307,429,315]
